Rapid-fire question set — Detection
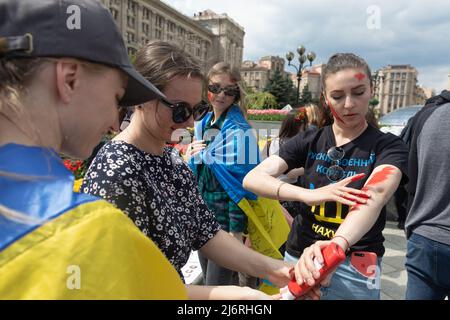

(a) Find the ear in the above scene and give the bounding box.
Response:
[55,60,80,105]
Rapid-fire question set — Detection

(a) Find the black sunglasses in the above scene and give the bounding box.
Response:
[159,98,210,124]
[326,146,345,182]
[208,83,240,97]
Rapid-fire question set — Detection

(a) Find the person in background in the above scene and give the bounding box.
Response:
[0,0,186,299]
[82,42,300,300]
[404,90,450,300]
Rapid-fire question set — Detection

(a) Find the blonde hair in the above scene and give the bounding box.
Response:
[304,103,320,128]
[207,62,247,118]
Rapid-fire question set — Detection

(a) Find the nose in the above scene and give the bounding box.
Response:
[185,115,195,128]
[344,95,355,109]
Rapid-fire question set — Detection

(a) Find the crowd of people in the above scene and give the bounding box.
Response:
[0,0,448,300]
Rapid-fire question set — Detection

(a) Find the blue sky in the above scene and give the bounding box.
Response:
[163,0,449,92]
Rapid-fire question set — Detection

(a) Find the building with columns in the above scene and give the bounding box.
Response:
[373,65,421,115]
[241,56,285,92]
[100,0,244,70]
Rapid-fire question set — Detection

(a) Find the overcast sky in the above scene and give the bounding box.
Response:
[163,0,449,92]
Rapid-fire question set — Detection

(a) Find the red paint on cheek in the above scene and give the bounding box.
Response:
[207,92,214,103]
[355,73,366,81]
[327,98,345,123]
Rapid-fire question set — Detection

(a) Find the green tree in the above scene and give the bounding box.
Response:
[299,84,313,106]
[369,98,379,107]
[246,92,278,109]
[264,70,296,108]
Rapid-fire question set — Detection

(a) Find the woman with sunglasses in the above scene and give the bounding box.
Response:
[243,53,408,299]
[81,42,299,300]
[187,62,261,288]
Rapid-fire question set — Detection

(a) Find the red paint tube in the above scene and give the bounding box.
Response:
[281,243,346,300]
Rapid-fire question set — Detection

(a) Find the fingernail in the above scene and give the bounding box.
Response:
[351,173,365,182]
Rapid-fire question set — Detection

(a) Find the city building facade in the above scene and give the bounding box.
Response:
[241,56,285,92]
[373,65,420,115]
[100,0,244,70]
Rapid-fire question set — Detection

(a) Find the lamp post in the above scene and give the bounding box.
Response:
[286,45,316,107]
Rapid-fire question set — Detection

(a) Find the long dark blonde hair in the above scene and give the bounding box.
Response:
[134,41,204,92]
[207,62,247,118]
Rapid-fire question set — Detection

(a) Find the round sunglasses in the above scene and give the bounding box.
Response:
[159,98,210,124]
[207,83,240,97]
[326,146,345,182]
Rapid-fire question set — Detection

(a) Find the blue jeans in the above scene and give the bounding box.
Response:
[284,251,381,300]
[405,232,450,300]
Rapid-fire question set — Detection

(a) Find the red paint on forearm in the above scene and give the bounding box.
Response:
[362,166,396,190]
[351,166,396,211]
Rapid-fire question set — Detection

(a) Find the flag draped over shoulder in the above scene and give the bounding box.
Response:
[189,106,290,293]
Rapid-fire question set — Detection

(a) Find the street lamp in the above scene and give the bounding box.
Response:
[286,45,316,107]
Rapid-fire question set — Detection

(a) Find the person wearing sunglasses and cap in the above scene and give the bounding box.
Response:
[0,0,186,299]
[81,42,302,300]
[244,53,408,299]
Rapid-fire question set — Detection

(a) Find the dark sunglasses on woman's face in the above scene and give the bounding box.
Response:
[159,98,210,124]
[207,83,240,97]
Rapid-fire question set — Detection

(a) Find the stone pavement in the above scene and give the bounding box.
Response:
[381,220,407,300]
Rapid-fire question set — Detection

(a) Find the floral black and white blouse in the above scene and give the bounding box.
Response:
[81,140,220,279]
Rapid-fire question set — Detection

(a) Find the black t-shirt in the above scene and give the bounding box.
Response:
[279,125,408,257]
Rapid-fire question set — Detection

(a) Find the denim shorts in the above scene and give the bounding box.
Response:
[284,251,381,300]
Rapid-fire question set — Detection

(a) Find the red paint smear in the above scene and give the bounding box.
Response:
[355,73,366,81]
[363,166,396,189]
[327,97,345,124]
[351,166,396,211]
[351,173,365,183]
[207,91,214,103]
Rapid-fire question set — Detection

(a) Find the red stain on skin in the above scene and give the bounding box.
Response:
[355,73,366,81]
[207,91,214,103]
[350,173,366,183]
[351,166,396,211]
[362,166,396,190]
[327,97,345,124]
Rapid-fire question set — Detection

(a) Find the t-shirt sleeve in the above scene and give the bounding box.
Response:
[184,166,221,250]
[278,131,309,172]
[374,132,409,184]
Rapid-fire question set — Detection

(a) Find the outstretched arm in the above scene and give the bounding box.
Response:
[243,155,369,207]
[199,230,293,288]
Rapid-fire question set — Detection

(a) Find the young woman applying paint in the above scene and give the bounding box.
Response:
[243,53,408,299]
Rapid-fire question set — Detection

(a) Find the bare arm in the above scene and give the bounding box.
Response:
[199,230,293,288]
[286,167,305,180]
[243,155,369,206]
[332,164,403,248]
[295,164,403,285]
[187,284,272,300]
